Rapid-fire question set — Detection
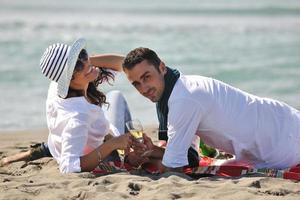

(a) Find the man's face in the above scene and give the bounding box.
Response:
[124,60,166,102]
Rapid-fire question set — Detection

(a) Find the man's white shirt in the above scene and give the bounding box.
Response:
[162,75,300,169]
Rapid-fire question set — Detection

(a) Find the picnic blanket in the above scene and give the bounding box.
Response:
[93,156,300,181]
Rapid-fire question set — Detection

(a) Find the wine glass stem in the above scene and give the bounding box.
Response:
[120,156,125,169]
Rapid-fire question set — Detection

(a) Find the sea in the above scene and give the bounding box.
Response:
[0,0,300,131]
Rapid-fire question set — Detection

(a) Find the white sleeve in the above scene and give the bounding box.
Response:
[162,99,202,168]
[47,81,58,101]
[109,123,121,136]
[59,113,89,173]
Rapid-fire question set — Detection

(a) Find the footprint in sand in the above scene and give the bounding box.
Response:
[249,180,261,188]
[128,182,142,196]
[258,189,291,196]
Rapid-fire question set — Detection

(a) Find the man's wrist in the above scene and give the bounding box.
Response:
[159,162,183,173]
[148,145,164,159]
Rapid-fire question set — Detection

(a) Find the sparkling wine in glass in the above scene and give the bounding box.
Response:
[117,149,125,170]
[126,119,144,143]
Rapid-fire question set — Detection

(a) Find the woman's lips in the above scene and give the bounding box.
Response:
[86,66,93,74]
[86,66,99,76]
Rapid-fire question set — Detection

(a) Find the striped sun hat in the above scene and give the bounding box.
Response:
[40,38,86,98]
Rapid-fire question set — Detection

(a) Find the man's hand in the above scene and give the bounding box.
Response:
[143,133,155,151]
[133,133,161,158]
[130,138,147,155]
[126,151,149,168]
[130,133,153,154]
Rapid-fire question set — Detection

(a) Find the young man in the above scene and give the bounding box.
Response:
[122,47,300,172]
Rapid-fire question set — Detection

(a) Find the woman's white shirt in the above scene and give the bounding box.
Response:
[46,82,110,173]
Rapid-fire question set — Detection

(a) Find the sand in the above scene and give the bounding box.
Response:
[1,127,300,200]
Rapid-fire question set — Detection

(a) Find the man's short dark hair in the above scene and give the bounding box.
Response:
[123,47,161,71]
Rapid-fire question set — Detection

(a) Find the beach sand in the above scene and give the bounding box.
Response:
[1,127,300,200]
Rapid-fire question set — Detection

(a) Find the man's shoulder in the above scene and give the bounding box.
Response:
[181,74,210,80]
[180,74,213,88]
[170,74,213,100]
[168,74,218,115]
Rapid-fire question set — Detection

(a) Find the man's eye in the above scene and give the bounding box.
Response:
[144,75,150,81]
[133,82,140,88]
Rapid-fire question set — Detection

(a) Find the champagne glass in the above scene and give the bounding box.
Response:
[126,119,154,164]
[125,119,144,143]
[117,149,126,170]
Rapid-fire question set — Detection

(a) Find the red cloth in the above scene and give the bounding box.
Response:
[93,157,300,181]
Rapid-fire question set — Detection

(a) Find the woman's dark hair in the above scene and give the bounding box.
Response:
[66,49,115,107]
[122,47,161,71]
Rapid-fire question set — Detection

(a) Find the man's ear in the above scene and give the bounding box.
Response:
[159,61,167,75]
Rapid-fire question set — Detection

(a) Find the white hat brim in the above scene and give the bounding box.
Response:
[57,38,86,98]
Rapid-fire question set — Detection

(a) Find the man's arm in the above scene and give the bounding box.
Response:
[161,99,203,170]
[140,134,183,173]
[156,161,184,173]
[90,54,124,72]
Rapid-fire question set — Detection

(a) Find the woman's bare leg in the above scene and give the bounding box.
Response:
[0,150,31,167]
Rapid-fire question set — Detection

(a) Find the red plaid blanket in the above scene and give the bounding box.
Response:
[93,157,300,181]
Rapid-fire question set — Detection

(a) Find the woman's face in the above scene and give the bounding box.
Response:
[71,57,99,89]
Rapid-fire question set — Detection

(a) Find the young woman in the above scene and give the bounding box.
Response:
[39,38,133,173]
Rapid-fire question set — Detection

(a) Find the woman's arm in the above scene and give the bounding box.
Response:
[79,138,117,172]
[59,115,131,173]
[80,134,132,172]
[90,54,125,72]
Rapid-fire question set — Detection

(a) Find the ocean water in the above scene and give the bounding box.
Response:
[0,0,300,131]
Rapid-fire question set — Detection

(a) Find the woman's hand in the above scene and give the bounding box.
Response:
[89,54,124,72]
[110,133,133,152]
